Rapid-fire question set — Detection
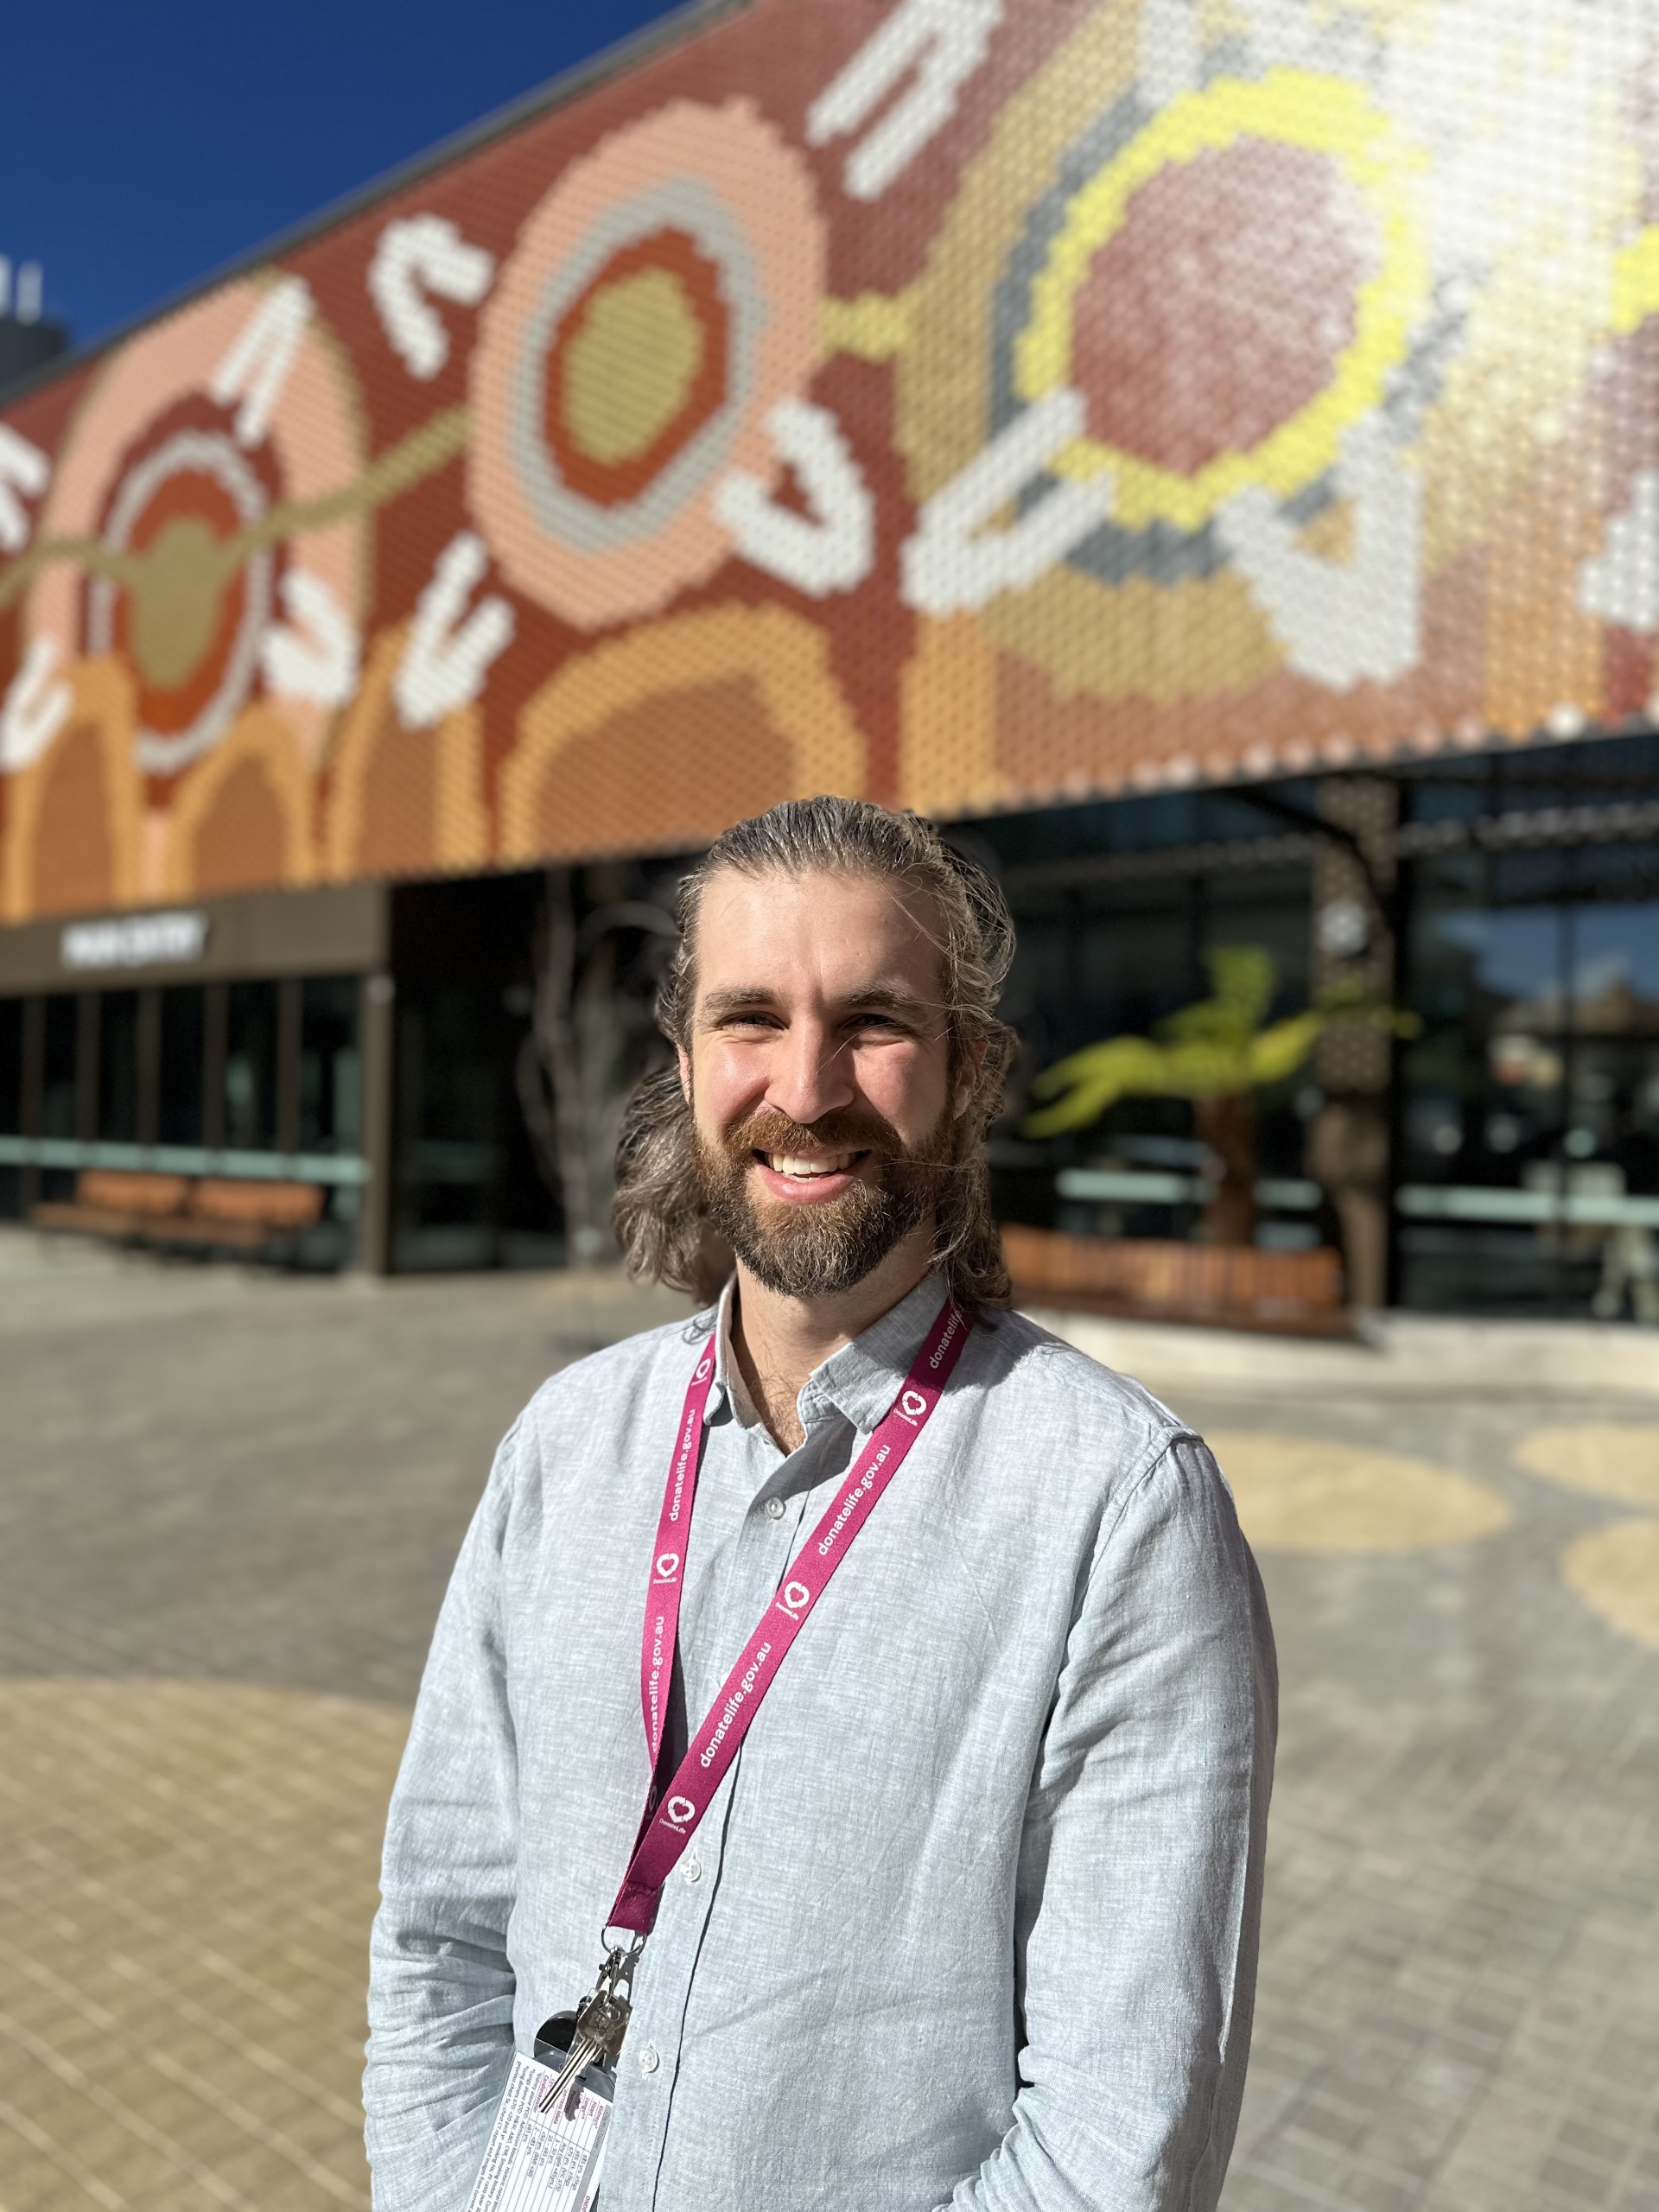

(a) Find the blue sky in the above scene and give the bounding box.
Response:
[1,0,690,351]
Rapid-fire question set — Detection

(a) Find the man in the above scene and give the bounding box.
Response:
[365,796,1276,2211]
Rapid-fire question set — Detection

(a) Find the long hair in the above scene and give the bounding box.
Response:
[613,798,1018,1314]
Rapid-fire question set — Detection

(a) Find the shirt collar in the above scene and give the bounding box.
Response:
[713,1278,760,1431]
[703,1269,953,1439]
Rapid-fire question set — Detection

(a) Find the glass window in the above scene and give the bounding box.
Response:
[1563,903,1659,1166]
[0,998,22,1136]
[1400,849,1659,1315]
[1205,869,1316,1212]
[98,989,140,1143]
[0,997,22,1216]
[997,864,1316,1247]
[299,978,361,1154]
[392,979,499,1270]
[224,981,279,1152]
[1002,880,1197,1093]
[41,995,79,1140]
[159,987,205,1147]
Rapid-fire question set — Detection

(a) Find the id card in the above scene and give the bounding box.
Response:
[464,2049,613,2212]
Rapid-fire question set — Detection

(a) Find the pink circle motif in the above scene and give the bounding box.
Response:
[467,99,826,632]
[1071,139,1367,477]
[27,281,365,775]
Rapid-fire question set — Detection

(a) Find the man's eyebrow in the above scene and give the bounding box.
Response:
[699,982,933,1020]
[837,984,932,1017]
[701,987,779,1020]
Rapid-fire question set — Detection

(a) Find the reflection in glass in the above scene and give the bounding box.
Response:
[41,996,78,1139]
[0,999,22,1136]
[98,990,140,1143]
[225,982,279,1152]
[300,978,361,1154]
[1402,855,1659,1314]
[998,863,1316,1249]
[159,988,205,1147]
[393,979,499,1270]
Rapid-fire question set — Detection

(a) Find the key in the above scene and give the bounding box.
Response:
[537,2029,601,2121]
[537,1988,631,2118]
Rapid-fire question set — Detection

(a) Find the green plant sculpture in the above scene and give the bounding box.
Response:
[1023,946,1415,1245]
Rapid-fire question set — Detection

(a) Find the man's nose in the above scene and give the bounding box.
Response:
[766,1020,855,1127]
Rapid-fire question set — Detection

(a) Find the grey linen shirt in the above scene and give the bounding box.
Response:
[365,1273,1276,2212]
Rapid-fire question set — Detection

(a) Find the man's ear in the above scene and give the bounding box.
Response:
[952,1037,987,1117]
[677,1042,693,1104]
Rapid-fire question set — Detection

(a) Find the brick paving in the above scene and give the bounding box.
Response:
[1198,1394,1659,2212]
[1,1229,1656,2211]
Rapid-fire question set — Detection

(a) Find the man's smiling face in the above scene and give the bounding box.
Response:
[679,866,969,1298]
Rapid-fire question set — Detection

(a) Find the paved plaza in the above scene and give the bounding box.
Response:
[1,1231,1657,2212]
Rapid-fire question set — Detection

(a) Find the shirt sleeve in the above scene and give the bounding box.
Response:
[364,1418,524,2210]
[939,1431,1278,2212]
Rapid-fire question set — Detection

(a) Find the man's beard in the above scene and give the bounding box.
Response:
[694,1103,954,1298]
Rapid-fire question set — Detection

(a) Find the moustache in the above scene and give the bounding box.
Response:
[716,1107,909,1165]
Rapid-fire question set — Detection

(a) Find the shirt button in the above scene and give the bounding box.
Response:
[683,1852,702,1885]
[636,2042,660,2076]
[763,1497,785,1521]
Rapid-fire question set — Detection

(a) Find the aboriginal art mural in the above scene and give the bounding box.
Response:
[2,0,1657,920]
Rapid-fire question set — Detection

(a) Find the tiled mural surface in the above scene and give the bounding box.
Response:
[3,0,1656,919]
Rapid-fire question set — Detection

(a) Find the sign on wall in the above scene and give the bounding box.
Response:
[0,0,1654,923]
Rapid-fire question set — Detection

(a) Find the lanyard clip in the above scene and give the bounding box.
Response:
[596,1931,645,2006]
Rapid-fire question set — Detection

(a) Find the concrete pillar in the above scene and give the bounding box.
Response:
[1307,776,1400,1311]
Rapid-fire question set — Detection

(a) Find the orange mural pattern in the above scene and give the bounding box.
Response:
[2,0,1656,918]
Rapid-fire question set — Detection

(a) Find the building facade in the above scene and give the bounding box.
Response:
[1,0,1656,1313]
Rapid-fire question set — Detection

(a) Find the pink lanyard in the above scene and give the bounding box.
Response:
[607,1294,970,1936]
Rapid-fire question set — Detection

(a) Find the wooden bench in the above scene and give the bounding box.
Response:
[1003,1224,1351,1336]
[34,1169,325,1254]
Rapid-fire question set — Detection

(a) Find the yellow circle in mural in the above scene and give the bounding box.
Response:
[1014,69,1429,531]
[1560,1518,1659,1649]
[1210,1431,1512,1554]
[1514,1424,1659,1509]
[561,266,708,468]
[130,512,232,689]
[0,1678,406,2205]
